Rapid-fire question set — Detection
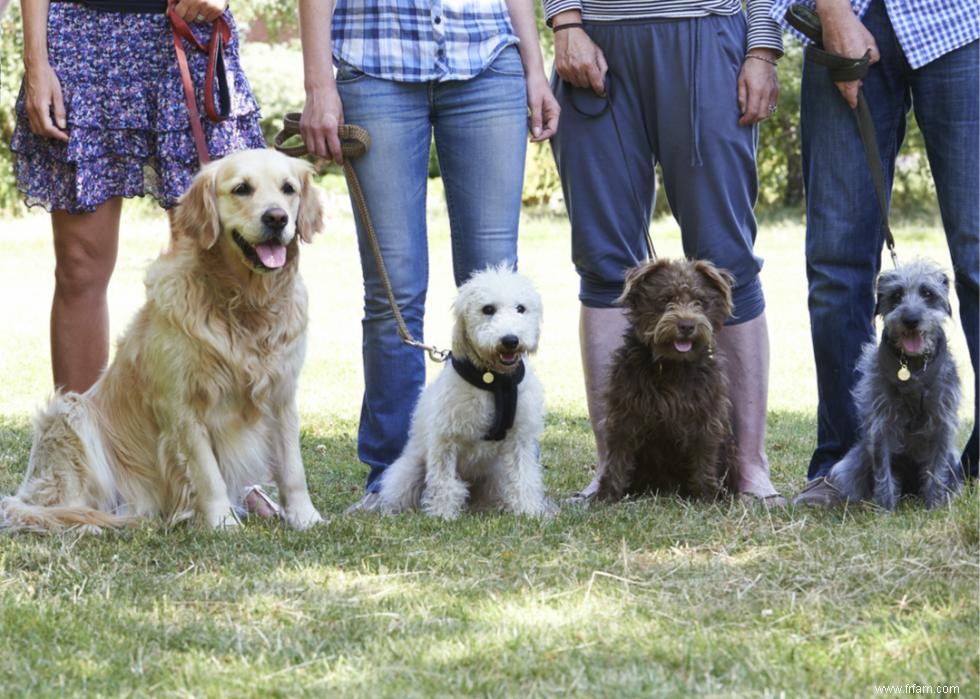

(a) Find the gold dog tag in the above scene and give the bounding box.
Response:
[482,372,494,384]
[897,364,911,382]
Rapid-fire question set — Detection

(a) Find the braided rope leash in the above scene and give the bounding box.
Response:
[274,113,450,363]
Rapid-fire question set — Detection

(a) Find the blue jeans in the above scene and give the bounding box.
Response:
[336,46,528,492]
[801,0,979,479]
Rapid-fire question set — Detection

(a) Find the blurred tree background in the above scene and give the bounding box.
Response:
[0,1,938,218]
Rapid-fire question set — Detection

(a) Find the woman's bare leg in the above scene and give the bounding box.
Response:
[50,198,122,393]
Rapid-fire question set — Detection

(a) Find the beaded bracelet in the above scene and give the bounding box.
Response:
[745,53,779,66]
[553,22,585,32]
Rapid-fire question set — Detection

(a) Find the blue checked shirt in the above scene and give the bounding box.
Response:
[769,0,980,69]
[332,0,519,82]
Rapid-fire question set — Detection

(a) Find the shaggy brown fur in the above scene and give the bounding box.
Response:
[596,258,738,502]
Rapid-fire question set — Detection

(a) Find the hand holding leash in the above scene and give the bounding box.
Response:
[786,3,897,268]
[274,114,450,363]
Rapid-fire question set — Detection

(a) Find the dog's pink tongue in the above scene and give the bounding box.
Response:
[902,334,924,354]
[674,340,693,353]
[255,243,287,269]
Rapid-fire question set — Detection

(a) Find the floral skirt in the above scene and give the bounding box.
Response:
[11,3,266,213]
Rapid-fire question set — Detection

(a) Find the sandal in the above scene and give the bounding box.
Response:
[791,477,845,507]
[241,485,282,519]
[738,491,788,509]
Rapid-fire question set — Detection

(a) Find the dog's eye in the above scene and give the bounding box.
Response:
[482,305,496,316]
[281,182,297,195]
[920,285,933,300]
[232,182,253,196]
[516,304,526,314]
[890,289,904,304]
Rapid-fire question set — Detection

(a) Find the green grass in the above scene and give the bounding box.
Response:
[0,185,976,697]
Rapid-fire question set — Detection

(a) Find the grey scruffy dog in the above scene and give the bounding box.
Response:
[827,259,963,510]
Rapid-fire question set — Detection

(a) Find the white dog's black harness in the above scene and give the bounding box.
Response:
[451,355,526,441]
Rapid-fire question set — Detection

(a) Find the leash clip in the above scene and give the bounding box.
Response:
[428,348,451,363]
[403,339,450,363]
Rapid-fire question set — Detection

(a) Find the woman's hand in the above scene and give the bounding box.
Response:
[172,0,227,23]
[554,26,607,96]
[24,61,68,142]
[300,83,346,164]
[526,72,559,142]
[737,51,780,126]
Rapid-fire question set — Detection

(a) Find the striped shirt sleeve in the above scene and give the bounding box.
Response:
[746,0,784,54]
[542,0,583,25]
[543,0,783,55]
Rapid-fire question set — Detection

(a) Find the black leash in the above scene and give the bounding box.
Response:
[564,72,657,262]
[786,4,898,268]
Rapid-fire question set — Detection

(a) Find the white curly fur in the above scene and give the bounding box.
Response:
[378,266,550,519]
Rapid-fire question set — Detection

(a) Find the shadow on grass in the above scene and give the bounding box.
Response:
[0,405,977,696]
[0,407,935,517]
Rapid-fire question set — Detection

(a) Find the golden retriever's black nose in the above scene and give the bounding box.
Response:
[501,335,519,350]
[262,208,289,231]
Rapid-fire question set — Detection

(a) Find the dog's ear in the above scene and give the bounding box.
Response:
[874,269,900,317]
[294,159,324,243]
[172,163,220,249]
[694,260,735,318]
[616,259,670,307]
[937,271,952,315]
[451,284,479,358]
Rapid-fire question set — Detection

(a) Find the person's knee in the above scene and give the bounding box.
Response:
[580,279,626,310]
[362,283,426,324]
[53,238,114,299]
[726,277,765,326]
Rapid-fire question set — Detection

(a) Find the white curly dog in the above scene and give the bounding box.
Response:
[379,266,550,519]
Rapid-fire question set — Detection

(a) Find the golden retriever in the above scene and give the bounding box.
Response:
[1,149,325,533]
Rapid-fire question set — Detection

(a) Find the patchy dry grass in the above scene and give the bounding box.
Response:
[0,190,976,697]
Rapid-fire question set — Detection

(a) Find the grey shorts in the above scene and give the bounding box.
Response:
[550,13,765,323]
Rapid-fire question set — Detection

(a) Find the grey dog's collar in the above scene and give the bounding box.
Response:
[879,331,946,389]
[450,354,525,441]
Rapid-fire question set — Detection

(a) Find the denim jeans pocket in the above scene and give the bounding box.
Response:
[335,58,367,84]
[485,45,524,78]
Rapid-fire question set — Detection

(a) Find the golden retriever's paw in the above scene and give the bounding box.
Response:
[284,505,323,531]
[75,524,105,536]
[204,506,243,531]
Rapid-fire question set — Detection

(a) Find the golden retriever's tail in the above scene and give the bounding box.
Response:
[0,496,138,535]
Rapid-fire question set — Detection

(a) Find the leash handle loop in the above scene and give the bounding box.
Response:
[274,112,451,363]
[167,2,232,164]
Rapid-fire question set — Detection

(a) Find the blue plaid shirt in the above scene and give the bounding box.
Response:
[332,0,519,82]
[769,0,979,69]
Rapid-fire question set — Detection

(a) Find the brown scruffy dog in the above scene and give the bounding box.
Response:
[596,258,738,502]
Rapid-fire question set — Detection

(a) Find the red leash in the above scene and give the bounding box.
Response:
[167,2,232,164]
